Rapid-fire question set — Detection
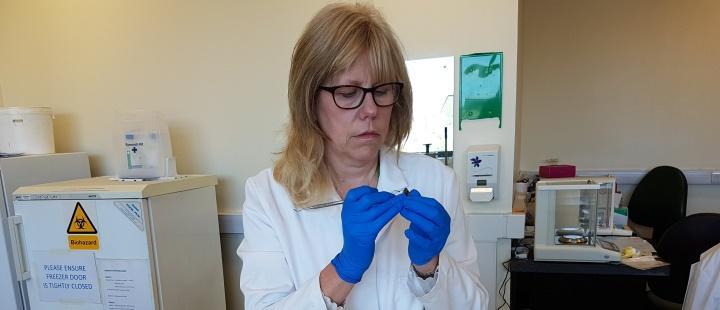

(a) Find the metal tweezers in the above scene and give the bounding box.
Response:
[294,188,409,212]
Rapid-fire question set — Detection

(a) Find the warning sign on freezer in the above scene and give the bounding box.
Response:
[114,201,145,232]
[69,235,100,250]
[34,251,101,304]
[67,202,98,234]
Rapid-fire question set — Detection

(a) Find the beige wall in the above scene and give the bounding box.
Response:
[0,0,518,213]
[0,0,311,211]
[1,2,518,308]
[519,0,720,171]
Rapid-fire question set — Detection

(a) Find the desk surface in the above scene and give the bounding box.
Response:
[508,258,670,277]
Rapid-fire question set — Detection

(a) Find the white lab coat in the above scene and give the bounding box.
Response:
[237,149,488,309]
[683,242,720,310]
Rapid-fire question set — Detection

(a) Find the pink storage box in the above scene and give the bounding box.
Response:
[539,165,576,178]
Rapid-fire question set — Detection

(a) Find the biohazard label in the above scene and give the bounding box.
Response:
[66,202,98,234]
[68,235,100,250]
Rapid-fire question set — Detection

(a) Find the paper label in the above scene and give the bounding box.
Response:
[34,251,101,304]
[114,201,145,232]
[98,259,154,310]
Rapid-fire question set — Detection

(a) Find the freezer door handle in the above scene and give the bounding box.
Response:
[8,216,31,281]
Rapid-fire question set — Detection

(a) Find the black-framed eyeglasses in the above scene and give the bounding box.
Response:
[318,82,403,110]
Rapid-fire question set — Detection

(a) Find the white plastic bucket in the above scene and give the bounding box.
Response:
[0,107,56,154]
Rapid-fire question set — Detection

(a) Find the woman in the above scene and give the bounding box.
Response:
[238,3,488,309]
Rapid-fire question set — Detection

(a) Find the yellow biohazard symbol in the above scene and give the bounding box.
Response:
[66,202,98,234]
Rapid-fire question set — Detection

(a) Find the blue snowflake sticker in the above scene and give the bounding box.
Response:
[471,156,482,167]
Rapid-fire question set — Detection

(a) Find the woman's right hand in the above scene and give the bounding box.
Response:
[330,186,403,284]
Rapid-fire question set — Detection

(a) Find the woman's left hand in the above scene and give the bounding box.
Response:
[399,189,451,266]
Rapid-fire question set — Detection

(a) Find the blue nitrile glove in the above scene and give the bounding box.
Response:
[400,189,451,265]
[331,186,404,284]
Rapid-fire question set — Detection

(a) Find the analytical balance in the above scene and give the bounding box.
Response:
[534,177,621,262]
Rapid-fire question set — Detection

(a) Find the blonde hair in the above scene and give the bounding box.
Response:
[273,3,412,207]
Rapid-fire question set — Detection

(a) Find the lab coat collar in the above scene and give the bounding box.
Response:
[319,148,408,205]
[377,148,409,195]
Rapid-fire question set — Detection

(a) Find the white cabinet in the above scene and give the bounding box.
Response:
[11,176,226,310]
[466,212,524,309]
[0,153,90,310]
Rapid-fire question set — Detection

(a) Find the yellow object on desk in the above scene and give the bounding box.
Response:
[621,246,640,259]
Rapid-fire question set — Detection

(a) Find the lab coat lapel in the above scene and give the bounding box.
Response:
[375,148,409,239]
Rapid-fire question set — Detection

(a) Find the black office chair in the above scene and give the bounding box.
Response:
[648,213,720,307]
[627,166,687,244]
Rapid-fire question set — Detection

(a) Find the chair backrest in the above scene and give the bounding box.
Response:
[649,213,720,304]
[627,166,688,242]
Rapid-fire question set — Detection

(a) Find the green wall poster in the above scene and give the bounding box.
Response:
[459,52,503,130]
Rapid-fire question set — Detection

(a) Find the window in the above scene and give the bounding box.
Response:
[403,56,454,165]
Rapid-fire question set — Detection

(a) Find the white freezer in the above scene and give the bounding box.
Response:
[0,153,90,310]
[10,176,226,310]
